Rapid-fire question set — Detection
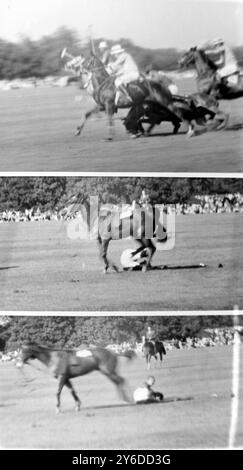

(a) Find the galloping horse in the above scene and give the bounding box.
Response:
[18,342,135,412]
[142,338,166,370]
[63,51,181,140]
[66,196,168,273]
[179,47,243,100]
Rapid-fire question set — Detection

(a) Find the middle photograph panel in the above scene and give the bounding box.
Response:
[0,176,242,311]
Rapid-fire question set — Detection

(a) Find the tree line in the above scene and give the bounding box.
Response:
[1,27,243,80]
[0,177,242,212]
[0,315,239,351]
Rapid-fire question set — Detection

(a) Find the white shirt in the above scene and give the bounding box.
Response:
[110,52,139,77]
[133,386,151,403]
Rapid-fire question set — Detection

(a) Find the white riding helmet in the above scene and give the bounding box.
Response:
[99,41,108,49]
[210,38,224,49]
[110,44,125,55]
[146,376,155,387]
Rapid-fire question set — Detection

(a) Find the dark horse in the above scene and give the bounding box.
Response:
[124,90,228,137]
[142,338,166,370]
[73,53,181,140]
[19,342,135,412]
[66,196,168,273]
[179,47,243,100]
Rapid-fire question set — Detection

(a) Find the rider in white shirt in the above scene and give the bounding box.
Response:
[108,44,140,104]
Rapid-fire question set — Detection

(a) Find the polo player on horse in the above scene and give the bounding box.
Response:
[198,38,240,93]
[107,44,140,105]
[98,41,111,67]
[145,324,158,353]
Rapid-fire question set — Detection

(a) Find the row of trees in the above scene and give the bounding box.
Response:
[1,27,243,80]
[0,315,239,351]
[0,177,242,211]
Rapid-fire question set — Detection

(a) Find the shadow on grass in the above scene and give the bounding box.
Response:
[82,396,194,412]
[123,264,207,272]
[0,266,19,271]
[225,122,243,131]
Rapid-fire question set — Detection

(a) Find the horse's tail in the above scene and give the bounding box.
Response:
[117,350,136,361]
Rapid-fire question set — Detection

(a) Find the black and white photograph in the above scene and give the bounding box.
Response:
[0,0,242,171]
[0,314,243,449]
[0,176,242,311]
[0,0,243,457]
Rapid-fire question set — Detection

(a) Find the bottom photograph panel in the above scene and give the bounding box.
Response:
[0,314,243,450]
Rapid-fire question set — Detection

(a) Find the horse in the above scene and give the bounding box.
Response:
[68,52,182,140]
[179,47,243,100]
[65,196,168,273]
[18,341,135,412]
[123,85,229,137]
[142,338,166,370]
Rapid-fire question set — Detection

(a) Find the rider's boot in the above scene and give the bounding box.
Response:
[116,85,132,104]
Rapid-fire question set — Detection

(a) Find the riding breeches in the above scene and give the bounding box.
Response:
[115,71,140,88]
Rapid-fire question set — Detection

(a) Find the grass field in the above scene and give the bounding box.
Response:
[1,344,242,449]
[0,78,242,172]
[0,213,242,311]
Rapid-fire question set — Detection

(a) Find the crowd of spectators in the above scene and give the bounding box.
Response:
[0,328,239,362]
[171,193,243,215]
[0,207,61,223]
[0,193,242,224]
[165,328,235,350]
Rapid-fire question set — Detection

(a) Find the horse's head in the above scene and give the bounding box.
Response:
[83,54,109,82]
[179,47,217,76]
[179,47,197,69]
[18,342,39,366]
[79,68,93,91]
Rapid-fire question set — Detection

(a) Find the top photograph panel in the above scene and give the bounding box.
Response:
[0,0,242,172]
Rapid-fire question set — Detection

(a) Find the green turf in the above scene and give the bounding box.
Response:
[0,213,242,310]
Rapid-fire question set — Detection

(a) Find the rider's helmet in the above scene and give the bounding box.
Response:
[139,189,151,206]
[211,38,224,47]
[145,376,155,387]
[98,41,108,50]
[110,44,125,56]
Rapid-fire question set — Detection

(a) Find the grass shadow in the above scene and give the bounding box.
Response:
[82,396,194,412]
[0,266,19,271]
[123,264,207,272]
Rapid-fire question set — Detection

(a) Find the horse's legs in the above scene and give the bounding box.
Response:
[173,119,181,134]
[145,123,155,135]
[56,376,66,413]
[212,109,229,131]
[98,237,110,273]
[101,369,131,402]
[97,236,119,274]
[105,102,115,141]
[65,379,81,411]
[75,104,100,136]
[141,239,156,272]
[186,120,195,137]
